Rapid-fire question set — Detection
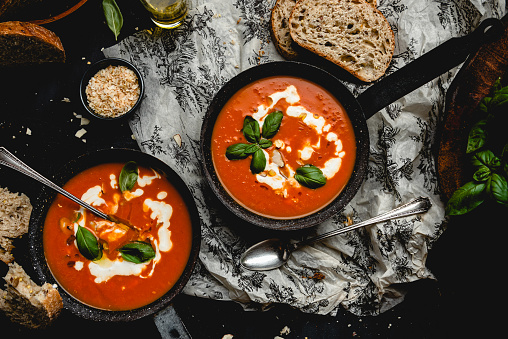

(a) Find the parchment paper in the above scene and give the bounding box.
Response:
[104,0,505,317]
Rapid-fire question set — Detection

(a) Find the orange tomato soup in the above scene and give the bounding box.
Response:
[43,163,192,311]
[212,76,356,219]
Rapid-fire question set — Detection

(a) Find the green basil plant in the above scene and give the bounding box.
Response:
[446,78,508,215]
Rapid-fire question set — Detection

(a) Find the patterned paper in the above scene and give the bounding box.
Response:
[105,0,505,316]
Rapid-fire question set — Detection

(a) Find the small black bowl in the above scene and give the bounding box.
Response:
[79,57,144,121]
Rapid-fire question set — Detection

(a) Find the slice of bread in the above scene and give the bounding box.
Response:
[0,21,65,67]
[289,0,394,82]
[0,262,63,328]
[0,187,32,264]
[270,0,300,60]
[270,0,378,61]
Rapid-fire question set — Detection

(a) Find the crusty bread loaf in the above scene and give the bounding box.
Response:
[0,187,32,264]
[271,0,300,60]
[0,21,65,66]
[289,0,394,82]
[0,262,63,328]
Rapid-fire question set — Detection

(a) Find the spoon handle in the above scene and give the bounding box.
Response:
[0,146,110,220]
[296,196,432,248]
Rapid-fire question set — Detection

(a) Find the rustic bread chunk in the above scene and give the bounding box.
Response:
[0,187,32,264]
[0,21,65,66]
[271,0,300,60]
[0,262,63,328]
[289,0,394,82]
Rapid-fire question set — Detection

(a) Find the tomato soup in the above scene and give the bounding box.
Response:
[211,76,356,219]
[43,162,193,311]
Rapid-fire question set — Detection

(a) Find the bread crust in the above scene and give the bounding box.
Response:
[0,187,32,263]
[0,21,65,66]
[270,0,299,60]
[289,0,394,82]
[1,262,63,328]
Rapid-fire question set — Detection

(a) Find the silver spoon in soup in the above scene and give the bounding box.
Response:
[0,147,132,227]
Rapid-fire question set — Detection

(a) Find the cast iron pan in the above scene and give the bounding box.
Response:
[200,18,505,231]
[28,148,201,322]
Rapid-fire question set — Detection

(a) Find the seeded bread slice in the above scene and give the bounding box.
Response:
[0,262,63,328]
[270,0,300,60]
[0,187,32,264]
[289,0,394,82]
[0,21,65,67]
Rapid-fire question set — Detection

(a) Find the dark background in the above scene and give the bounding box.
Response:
[1,1,505,337]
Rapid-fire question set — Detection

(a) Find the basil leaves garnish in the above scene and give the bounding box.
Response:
[118,241,156,264]
[251,149,266,174]
[261,110,283,139]
[76,226,102,261]
[242,116,261,143]
[446,78,508,215]
[294,165,327,189]
[226,111,283,173]
[119,161,138,192]
[225,111,329,187]
[102,0,123,41]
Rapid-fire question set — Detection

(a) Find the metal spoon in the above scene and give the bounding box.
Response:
[0,146,127,225]
[240,196,432,271]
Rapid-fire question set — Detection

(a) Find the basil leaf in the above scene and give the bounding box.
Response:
[119,161,138,192]
[466,119,488,154]
[244,144,261,154]
[261,111,283,139]
[102,0,123,41]
[490,93,508,109]
[259,139,273,149]
[472,150,501,170]
[294,165,327,189]
[226,143,250,160]
[473,166,491,182]
[119,241,155,264]
[478,97,491,113]
[488,173,508,205]
[445,181,486,215]
[250,149,266,174]
[242,116,261,143]
[76,226,102,261]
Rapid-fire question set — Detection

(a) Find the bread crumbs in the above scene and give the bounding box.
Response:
[85,65,140,118]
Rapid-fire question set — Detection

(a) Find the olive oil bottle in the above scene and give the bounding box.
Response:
[140,0,188,29]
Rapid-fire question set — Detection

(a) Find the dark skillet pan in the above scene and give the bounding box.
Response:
[28,148,201,322]
[200,18,504,231]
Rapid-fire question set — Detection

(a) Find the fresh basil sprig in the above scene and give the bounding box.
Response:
[118,241,156,264]
[102,0,123,41]
[119,161,138,192]
[226,111,283,174]
[446,78,508,215]
[242,116,261,144]
[294,164,327,189]
[261,110,283,139]
[76,226,102,261]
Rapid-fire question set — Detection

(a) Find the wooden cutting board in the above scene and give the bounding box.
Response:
[437,20,508,201]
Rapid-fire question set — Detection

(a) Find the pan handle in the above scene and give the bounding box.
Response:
[357,17,505,119]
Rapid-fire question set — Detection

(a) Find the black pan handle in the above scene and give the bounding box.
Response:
[357,18,505,119]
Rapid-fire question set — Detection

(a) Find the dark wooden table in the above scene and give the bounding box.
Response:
[0,1,504,337]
